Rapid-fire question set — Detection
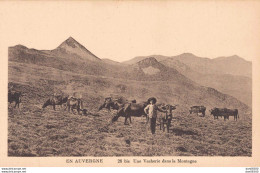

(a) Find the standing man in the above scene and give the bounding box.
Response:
[144,97,166,134]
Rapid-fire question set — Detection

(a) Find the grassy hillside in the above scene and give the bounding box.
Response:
[160,58,252,106]
[8,62,251,156]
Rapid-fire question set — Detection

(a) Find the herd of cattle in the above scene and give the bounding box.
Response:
[8,89,240,131]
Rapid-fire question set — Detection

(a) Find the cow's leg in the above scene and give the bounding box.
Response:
[14,101,17,108]
[129,116,132,123]
[160,119,162,130]
[53,104,56,111]
[124,116,128,125]
[163,120,165,132]
[167,119,171,133]
[68,105,70,112]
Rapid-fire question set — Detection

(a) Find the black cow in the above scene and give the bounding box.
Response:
[8,90,22,108]
[189,106,206,117]
[210,108,239,121]
[42,95,68,110]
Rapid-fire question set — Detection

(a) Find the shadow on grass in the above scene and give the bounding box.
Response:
[171,127,198,136]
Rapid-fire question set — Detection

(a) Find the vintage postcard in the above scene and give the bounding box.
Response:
[0,1,260,167]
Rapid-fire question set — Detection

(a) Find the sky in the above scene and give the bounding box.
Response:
[1,1,260,62]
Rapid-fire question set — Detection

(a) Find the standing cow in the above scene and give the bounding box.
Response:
[42,95,68,110]
[159,104,177,133]
[67,97,83,115]
[210,108,239,121]
[189,106,206,117]
[8,90,22,108]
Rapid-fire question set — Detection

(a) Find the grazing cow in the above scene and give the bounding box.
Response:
[8,90,22,108]
[42,95,68,110]
[67,97,83,115]
[189,106,206,117]
[159,104,177,133]
[112,101,149,125]
[210,108,239,121]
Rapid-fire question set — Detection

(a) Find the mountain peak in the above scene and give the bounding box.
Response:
[214,55,250,63]
[58,36,82,49]
[53,37,101,61]
[138,57,159,65]
[180,53,196,56]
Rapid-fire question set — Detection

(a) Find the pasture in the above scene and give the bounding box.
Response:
[8,93,251,157]
[8,62,252,156]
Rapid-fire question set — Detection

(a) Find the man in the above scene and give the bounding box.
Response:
[144,97,166,134]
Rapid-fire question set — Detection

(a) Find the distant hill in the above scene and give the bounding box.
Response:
[168,53,252,78]
[126,53,252,106]
[160,54,252,106]
[127,53,252,78]
[122,55,168,65]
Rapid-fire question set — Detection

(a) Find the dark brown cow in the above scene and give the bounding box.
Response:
[8,90,22,108]
[210,108,239,121]
[42,95,68,110]
[112,101,149,125]
[189,106,206,117]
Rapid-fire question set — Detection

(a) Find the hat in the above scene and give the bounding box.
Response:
[147,97,157,104]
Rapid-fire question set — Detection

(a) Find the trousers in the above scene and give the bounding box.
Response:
[147,117,156,134]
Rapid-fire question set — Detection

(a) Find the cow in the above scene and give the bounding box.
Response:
[42,95,68,110]
[189,106,206,117]
[98,97,118,112]
[111,101,149,125]
[8,90,22,108]
[159,104,177,133]
[67,97,83,115]
[98,97,136,112]
[210,108,239,121]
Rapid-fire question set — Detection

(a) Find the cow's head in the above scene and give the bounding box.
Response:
[209,108,216,114]
[42,99,51,109]
[167,104,177,111]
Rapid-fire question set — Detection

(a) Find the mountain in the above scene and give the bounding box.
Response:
[169,53,252,78]
[102,58,122,65]
[8,38,251,112]
[51,37,101,62]
[127,53,252,78]
[126,53,252,106]
[122,55,169,65]
[8,38,136,78]
[131,57,193,84]
[160,54,252,106]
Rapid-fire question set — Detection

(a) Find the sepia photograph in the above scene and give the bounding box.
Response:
[1,0,260,167]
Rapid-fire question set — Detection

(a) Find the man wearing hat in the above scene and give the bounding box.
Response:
[144,97,166,134]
